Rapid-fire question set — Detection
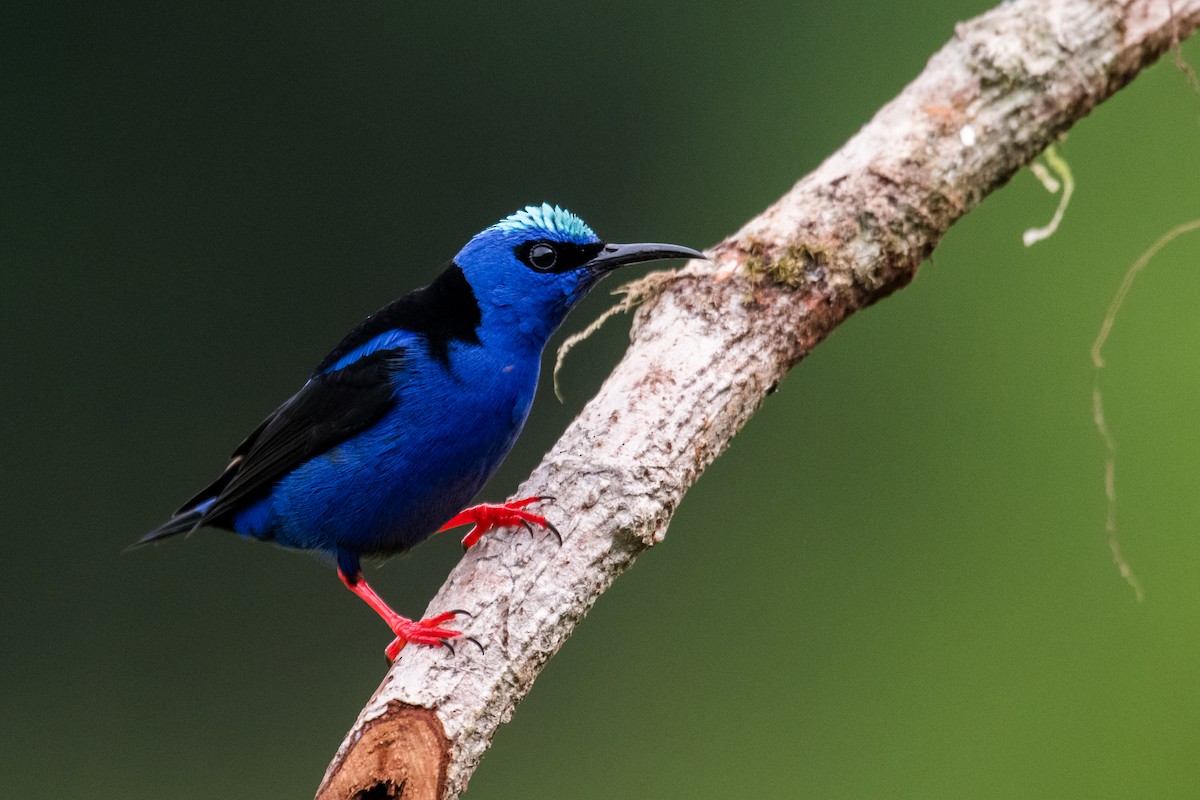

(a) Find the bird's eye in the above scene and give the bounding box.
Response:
[527,242,558,271]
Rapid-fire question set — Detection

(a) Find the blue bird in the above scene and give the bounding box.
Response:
[137,204,703,659]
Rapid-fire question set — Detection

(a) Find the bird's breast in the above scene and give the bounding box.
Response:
[271,345,540,556]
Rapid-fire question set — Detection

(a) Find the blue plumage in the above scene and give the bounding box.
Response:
[138,204,703,658]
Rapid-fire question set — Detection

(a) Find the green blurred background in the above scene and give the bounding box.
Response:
[5,1,1200,797]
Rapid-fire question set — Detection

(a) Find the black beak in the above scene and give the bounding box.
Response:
[585,242,706,273]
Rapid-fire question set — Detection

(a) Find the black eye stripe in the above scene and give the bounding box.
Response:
[515,240,605,274]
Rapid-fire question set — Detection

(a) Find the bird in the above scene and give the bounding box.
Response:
[135,203,704,660]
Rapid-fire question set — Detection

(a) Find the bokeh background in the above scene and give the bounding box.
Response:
[5,1,1200,797]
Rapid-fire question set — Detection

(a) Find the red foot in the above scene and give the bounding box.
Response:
[384,611,466,661]
[338,568,469,661]
[439,496,561,550]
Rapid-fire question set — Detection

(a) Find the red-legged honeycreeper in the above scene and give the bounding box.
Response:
[135,204,704,660]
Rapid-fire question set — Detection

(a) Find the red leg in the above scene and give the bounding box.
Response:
[337,568,465,661]
[438,496,561,550]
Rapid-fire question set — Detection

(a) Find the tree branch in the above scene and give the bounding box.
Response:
[317,1,1200,797]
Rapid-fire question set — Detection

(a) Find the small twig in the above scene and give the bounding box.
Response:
[1023,144,1075,246]
[1091,220,1200,370]
[1091,219,1200,602]
[553,271,679,401]
[1171,0,1200,94]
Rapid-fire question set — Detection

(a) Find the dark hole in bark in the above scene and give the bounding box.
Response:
[354,779,405,800]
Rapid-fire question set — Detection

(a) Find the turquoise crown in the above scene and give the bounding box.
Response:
[490,203,597,242]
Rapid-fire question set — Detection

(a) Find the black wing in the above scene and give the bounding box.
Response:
[194,346,406,526]
[141,263,482,544]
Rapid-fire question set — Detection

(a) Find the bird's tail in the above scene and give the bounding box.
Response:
[127,500,212,551]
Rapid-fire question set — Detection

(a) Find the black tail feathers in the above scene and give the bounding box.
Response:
[127,508,206,552]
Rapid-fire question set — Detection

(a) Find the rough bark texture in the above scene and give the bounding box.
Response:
[318,1,1200,797]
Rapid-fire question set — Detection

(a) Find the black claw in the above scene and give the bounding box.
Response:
[519,519,536,537]
[440,638,457,657]
[543,520,563,546]
[448,608,474,618]
[534,495,556,503]
[464,636,486,655]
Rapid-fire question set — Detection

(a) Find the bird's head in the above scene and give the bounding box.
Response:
[453,203,703,348]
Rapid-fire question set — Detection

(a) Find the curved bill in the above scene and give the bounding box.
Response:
[585,242,707,273]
